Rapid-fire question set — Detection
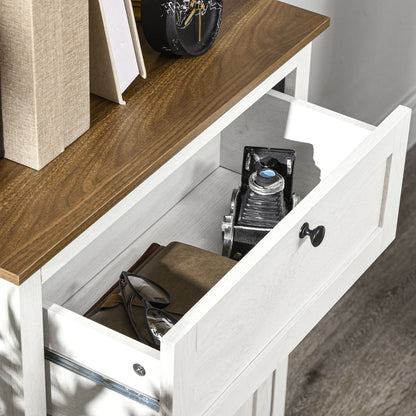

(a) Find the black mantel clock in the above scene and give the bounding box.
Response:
[141,0,223,56]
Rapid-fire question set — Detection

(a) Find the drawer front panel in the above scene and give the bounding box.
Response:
[162,106,410,416]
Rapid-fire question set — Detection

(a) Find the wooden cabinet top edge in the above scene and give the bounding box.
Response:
[0,0,329,285]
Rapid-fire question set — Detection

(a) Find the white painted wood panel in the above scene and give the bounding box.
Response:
[231,358,288,416]
[0,274,46,416]
[253,375,274,416]
[43,301,160,410]
[378,108,410,246]
[284,42,311,100]
[160,105,411,416]
[46,362,159,416]
[221,91,374,198]
[42,135,221,306]
[234,397,254,416]
[271,358,289,416]
[212,358,288,416]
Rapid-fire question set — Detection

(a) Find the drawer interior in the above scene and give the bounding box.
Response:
[42,91,375,415]
[221,90,375,198]
[55,91,374,314]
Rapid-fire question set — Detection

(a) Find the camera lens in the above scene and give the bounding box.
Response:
[249,170,284,195]
[259,169,276,178]
[255,169,278,187]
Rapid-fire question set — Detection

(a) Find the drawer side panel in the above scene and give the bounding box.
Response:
[42,136,220,308]
[43,302,160,406]
[46,362,159,416]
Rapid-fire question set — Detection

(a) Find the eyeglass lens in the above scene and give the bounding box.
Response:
[121,273,178,348]
[128,275,170,305]
[147,308,177,343]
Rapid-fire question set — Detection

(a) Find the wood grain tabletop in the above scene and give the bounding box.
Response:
[0,0,329,285]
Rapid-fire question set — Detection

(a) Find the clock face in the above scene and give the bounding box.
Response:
[142,0,223,56]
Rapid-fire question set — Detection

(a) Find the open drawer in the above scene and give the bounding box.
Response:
[42,91,410,416]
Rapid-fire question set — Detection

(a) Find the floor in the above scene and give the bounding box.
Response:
[285,145,416,415]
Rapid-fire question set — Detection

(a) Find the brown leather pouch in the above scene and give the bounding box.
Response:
[85,242,236,342]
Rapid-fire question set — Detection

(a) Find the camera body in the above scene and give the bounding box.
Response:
[222,146,297,259]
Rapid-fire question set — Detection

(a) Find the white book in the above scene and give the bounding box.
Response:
[90,0,147,105]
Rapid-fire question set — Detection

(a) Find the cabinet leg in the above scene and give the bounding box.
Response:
[0,273,46,415]
[252,372,274,415]
[284,43,312,100]
[270,357,289,416]
[235,396,254,416]
[233,356,289,416]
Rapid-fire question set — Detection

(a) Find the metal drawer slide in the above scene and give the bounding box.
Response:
[45,348,160,412]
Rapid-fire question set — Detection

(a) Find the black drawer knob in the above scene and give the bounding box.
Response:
[299,222,325,247]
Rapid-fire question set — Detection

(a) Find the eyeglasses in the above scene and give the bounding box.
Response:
[119,272,178,349]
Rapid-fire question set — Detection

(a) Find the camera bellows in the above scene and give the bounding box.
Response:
[239,191,286,228]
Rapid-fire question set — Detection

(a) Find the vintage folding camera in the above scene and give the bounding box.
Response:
[222,146,298,260]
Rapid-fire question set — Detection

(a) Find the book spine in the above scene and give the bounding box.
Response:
[62,0,90,147]
[0,71,3,159]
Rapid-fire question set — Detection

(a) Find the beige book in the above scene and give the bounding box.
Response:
[62,0,90,147]
[0,72,3,159]
[0,0,89,170]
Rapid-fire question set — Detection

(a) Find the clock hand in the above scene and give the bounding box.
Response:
[199,2,202,42]
[184,7,196,27]
[197,1,205,42]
